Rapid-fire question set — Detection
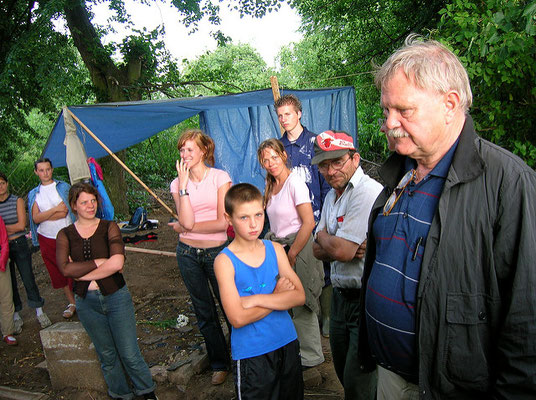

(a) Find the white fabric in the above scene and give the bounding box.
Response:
[317,166,382,288]
[35,183,71,239]
[266,172,311,238]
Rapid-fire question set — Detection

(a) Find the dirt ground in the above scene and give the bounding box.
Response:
[0,207,344,400]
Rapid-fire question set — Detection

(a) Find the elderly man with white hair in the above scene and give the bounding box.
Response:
[358,35,536,399]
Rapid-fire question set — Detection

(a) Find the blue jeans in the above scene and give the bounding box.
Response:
[176,241,231,371]
[9,235,45,311]
[75,286,155,399]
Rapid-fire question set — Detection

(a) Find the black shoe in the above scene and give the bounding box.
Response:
[144,393,159,400]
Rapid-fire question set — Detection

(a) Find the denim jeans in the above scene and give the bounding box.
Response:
[9,235,45,311]
[75,286,155,399]
[176,241,231,371]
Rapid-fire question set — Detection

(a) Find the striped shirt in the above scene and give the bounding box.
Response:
[365,140,458,381]
[0,194,25,238]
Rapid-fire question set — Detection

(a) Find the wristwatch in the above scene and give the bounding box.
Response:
[179,189,189,197]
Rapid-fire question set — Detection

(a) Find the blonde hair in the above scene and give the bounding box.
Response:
[257,138,290,208]
[177,129,215,167]
[375,34,472,112]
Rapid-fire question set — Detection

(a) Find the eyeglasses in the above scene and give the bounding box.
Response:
[383,169,416,216]
[318,156,351,173]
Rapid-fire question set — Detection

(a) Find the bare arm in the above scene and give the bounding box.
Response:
[174,159,196,230]
[170,191,192,234]
[215,252,273,328]
[287,202,315,267]
[214,244,304,329]
[314,227,359,262]
[5,198,26,235]
[189,181,230,234]
[32,200,68,224]
[241,242,305,310]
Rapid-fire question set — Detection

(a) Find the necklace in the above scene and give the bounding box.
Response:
[190,168,209,190]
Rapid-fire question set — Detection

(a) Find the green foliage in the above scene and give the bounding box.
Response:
[124,117,199,211]
[181,43,275,95]
[284,0,535,167]
[276,31,389,162]
[280,0,449,163]
[435,0,536,165]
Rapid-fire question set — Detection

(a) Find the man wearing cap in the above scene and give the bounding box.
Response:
[312,130,382,400]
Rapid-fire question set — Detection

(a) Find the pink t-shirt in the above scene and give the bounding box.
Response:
[170,168,231,242]
[266,172,311,238]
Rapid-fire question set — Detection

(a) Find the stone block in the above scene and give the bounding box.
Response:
[150,365,168,383]
[189,346,210,374]
[39,322,107,392]
[303,367,322,388]
[0,386,49,399]
[168,364,194,386]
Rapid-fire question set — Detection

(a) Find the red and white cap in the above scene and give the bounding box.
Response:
[312,130,356,165]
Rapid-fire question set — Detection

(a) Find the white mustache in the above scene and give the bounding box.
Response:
[387,128,409,138]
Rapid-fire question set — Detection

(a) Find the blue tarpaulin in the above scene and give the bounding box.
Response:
[43,87,357,189]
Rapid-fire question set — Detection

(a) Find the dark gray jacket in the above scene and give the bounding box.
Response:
[359,116,536,399]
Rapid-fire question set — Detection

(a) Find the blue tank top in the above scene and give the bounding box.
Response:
[221,240,297,360]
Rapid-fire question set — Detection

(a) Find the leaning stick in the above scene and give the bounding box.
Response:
[64,108,178,219]
[270,75,285,136]
[125,246,176,257]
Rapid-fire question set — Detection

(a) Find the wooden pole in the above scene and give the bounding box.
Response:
[65,108,178,219]
[270,76,285,136]
[125,246,176,257]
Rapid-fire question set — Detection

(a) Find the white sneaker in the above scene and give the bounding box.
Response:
[37,313,52,328]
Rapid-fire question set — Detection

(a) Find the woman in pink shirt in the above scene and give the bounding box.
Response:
[257,138,325,369]
[169,129,232,385]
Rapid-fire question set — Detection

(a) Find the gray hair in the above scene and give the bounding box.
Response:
[375,34,472,112]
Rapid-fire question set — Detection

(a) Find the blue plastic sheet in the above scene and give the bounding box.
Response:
[43,87,357,189]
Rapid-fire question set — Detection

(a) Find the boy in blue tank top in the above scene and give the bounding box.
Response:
[214,183,305,400]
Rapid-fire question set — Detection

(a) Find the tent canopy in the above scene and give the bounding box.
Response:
[43,87,357,189]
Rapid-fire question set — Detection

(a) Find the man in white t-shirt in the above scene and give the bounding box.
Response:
[28,158,76,321]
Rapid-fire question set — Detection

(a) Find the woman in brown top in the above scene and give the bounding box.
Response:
[56,183,158,400]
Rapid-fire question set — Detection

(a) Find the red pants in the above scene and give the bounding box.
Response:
[38,234,73,290]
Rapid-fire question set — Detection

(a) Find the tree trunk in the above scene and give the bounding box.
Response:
[64,0,144,215]
[99,150,129,216]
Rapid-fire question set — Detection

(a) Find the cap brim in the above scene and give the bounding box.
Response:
[311,149,349,165]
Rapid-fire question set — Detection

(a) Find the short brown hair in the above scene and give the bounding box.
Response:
[274,94,302,113]
[68,182,100,214]
[224,183,263,216]
[177,129,216,167]
[0,172,7,183]
[34,158,53,170]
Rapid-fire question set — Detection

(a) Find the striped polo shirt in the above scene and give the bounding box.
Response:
[365,140,458,382]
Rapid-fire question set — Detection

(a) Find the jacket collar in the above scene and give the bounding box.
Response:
[379,115,485,189]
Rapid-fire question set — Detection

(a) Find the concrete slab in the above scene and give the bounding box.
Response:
[39,322,107,392]
[0,386,49,400]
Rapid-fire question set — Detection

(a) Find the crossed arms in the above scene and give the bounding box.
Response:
[214,242,305,329]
